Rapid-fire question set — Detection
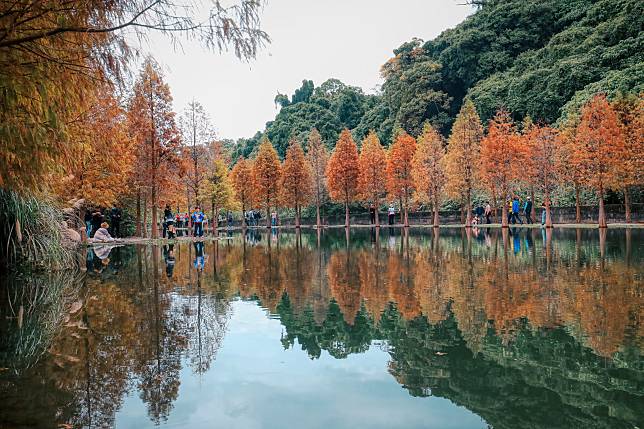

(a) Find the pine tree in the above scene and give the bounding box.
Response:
[358,131,387,226]
[444,100,483,227]
[412,123,445,227]
[280,138,313,228]
[252,138,282,228]
[386,131,417,227]
[326,129,360,228]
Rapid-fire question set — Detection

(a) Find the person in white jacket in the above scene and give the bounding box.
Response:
[93,222,115,242]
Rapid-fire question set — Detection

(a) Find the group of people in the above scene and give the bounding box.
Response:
[84,207,121,241]
[472,196,546,226]
[163,205,213,238]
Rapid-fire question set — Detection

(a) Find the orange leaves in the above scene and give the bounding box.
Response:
[230,157,253,210]
[412,123,445,204]
[572,94,625,192]
[280,138,313,209]
[480,108,524,199]
[357,131,387,205]
[252,137,281,211]
[326,129,360,204]
[386,131,416,201]
[444,100,483,201]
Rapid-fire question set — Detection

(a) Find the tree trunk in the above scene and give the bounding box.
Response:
[598,185,607,228]
[242,203,247,228]
[403,197,409,227]
[492,189,498,220]
[143,195,148,238]
[266,201,271,228]
[345,200,350,228]
[151,186,158,239]
[545,190,553,228]
[624,187,631,223]
[136,189,142,236]
[501,200,508,228]
[530,186,536,221]
[465,191,472,228]
[575,183,581,223]
[316,202,321,228]
[433,195,439,228]
[295,202,301,228]
[375,202,380,227]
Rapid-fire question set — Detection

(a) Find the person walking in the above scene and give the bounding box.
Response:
[271,211,277,227]
[484,202,492,224]
[227,211,233,228]
[512,196,523,225]
[388,203,396,225]
[162,205,172,238]
[191,206,204,237]
[369,203,376,225]
[524,197,533,224]
[541,202,547,226]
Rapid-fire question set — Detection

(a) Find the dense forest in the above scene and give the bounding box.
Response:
[232,0,643,160]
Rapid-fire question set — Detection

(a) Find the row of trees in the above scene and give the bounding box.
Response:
[224,94,641,229]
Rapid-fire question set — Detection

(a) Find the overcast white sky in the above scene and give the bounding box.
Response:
[141,0,474,140]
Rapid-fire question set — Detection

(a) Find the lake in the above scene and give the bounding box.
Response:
[0,227,642,429]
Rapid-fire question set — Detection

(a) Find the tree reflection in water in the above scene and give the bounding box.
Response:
[0,227,641,428]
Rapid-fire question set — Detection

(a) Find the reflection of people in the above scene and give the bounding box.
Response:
[164,244,176,277]
[93,222,115,242]
[92,245,112,273]
[193,241,205,271]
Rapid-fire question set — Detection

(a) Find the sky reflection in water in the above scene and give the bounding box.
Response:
[0,227,642,429]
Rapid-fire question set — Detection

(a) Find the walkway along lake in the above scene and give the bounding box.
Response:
[0,227,642,428]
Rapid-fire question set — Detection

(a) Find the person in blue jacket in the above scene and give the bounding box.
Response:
[191,206,205,237]
[512,196,523,225]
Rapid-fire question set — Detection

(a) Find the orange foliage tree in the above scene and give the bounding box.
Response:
[525,124,559,227]
[444,100,483,227]
[280,138,313,228]
[611,94,644,223]
[556,117,584,223]
[54,86,133,207]
[326,129,360,227]
[252,137,282,228]
[128,59,181,238]
[230,157,254,227]
[386,131,417,226]
[307,128,329,228]
[573,94,625,227]
[412,123,445,227]
[480,108,525,227]
[358,131,387,226]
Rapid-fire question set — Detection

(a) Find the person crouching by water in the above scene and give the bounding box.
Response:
[93,222,115,242]
[192,206,204,237]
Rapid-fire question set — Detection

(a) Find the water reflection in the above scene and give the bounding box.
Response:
[0,228,642,429]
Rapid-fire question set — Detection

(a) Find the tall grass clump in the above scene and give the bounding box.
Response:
[0,188,74,271]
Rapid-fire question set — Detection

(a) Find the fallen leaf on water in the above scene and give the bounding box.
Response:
[0,367,8,372]
[435,352,447,356]
[69,300,83,314]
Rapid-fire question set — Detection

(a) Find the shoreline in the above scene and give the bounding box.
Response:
[86,222,644,245]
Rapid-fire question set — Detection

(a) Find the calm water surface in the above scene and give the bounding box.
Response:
[0,228,642,429]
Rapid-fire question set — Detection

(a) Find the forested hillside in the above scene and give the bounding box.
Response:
[233,0,643,160]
